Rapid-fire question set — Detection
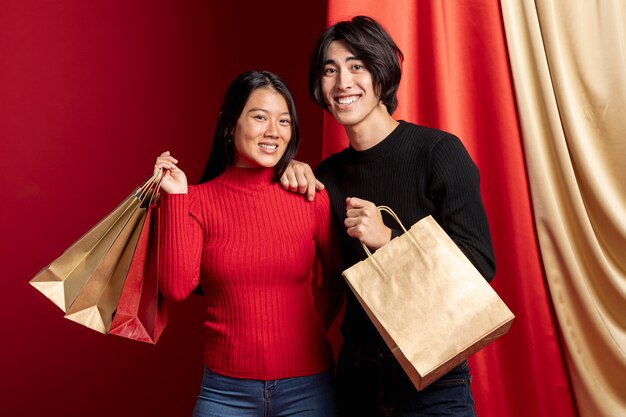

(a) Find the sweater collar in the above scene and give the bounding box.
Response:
[220,166,275,188]
[345,120,408,163]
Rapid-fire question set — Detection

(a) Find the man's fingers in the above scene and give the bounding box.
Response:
[345,207,375,221]
[305,180,316,202]
[279,173,290,189]
[345,224,367,239]
[345,196,375,210]
[304,176,324,201]
[345,227,358,238]
[280,171,298,191]
[280,160,323,200]
[296,172,309,194]
[344,217,360,228]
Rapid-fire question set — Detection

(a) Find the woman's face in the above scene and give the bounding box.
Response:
[232,87,292,169]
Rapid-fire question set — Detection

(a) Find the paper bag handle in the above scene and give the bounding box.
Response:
[137,170,164,207]
[360,206,408,257]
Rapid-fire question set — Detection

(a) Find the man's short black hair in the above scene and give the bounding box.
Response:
[309,16,404,115]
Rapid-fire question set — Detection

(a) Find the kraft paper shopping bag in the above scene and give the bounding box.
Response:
[342,207,514,390]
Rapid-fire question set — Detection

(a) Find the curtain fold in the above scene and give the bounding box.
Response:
[501,1,626,416]
[323,1,578,416]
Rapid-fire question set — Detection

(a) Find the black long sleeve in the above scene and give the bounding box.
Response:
[315,120,495,345]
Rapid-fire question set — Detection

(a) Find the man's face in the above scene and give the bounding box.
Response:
[320,40,383,128]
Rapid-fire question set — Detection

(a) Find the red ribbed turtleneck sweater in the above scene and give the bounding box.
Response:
[158,167,341,380]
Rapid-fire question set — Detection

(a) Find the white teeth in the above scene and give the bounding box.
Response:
[337,96,358,105]
[259,144,278,150]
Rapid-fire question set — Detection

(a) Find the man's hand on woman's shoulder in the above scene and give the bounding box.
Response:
[280,160,325,201]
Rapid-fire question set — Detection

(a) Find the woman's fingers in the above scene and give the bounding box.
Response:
[154,152,181,175]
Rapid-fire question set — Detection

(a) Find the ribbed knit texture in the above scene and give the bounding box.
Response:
[316,120,496,346]
[158,167,339,380]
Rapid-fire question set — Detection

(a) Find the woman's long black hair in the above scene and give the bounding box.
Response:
[199,70,300,183]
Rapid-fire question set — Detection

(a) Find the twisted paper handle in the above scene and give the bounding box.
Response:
[136,169,164,207]
[360,206,408,257]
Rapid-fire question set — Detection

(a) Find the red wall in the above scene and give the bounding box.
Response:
[1,2,326,415]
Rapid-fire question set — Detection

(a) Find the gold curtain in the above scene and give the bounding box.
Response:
[501,1,626,416]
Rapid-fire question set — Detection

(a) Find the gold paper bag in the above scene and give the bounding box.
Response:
[30,174,161,315]
[342,207,514,390]
[30,195,140,312]
[63,208,147,333]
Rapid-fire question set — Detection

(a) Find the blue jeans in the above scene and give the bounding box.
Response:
[192,367,336,417]
[336,343,475,417]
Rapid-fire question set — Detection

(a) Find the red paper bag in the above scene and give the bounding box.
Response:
[109,204,167,344]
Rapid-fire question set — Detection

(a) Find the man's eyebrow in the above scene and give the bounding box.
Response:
[323,56,359,65]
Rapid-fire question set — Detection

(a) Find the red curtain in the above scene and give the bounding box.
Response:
[324,1,579,416]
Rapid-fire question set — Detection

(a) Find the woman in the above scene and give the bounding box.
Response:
[154,71,342,417]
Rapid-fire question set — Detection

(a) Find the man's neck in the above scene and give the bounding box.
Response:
[345,105,399,151]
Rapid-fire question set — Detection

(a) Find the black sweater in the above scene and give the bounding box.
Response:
[315,120,496,345]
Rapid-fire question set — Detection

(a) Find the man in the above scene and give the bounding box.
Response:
[282,16,495,416]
